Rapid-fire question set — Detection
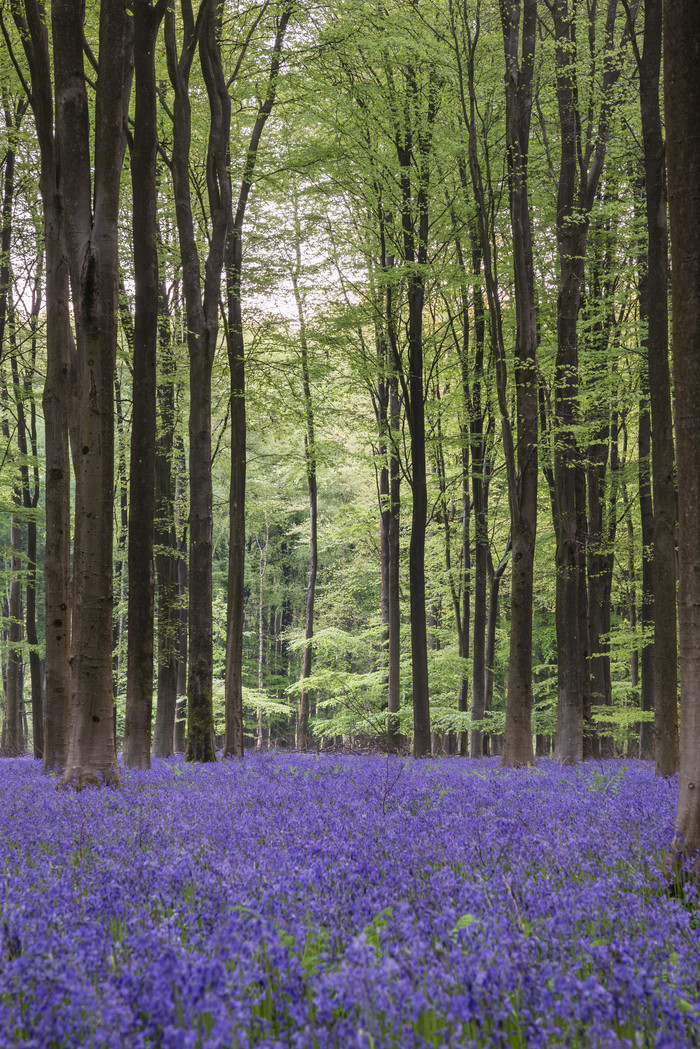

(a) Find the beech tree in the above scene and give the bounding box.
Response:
[223,0,292,759]
[10,0,74,772]
[151,275,182,758]
[54,0,129,786]
[122,0,169,770]
[290,198,319,751]
[165,0,231,761]
[0,95,24,757]
[665,0,700,876]
[637,0,678,776]
[545,0,638,765]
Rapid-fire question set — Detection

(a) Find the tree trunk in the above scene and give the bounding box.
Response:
[551,1,587,765]
[292,250,318,752]
[55,0,128,787]
[664,0,700,876]
[394,71,434,759]
[549,0,631,764]
[376,229,402,751]
[641,0,679,777]
[165,0,231,762]
[499,0,538,768]
[21,256,44,759]
[0,110,23,757]
[9,328,43,758]
[223,4,290,759]
[387,374,401,749]
[123,0,167,769]
[469,247,488,760]
[4,504,24,757]
[152,283,179,758]
[256,516,268,750]
[376,331,403,749]
[175,437,188,754]
[637,287,655,760]
[485,542,510,754]
[585,241,618,759]
[223,232,247,757]
[112,369,129,718]
[53,0,128,787]
[13,1,74,773]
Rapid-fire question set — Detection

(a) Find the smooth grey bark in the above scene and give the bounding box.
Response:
[634,218,656,757]
[223,4,291,758]
[639,0,679,777]
[468,244,489,760]
[584,233,619,759]
[152,282,180,758]
[12,0,73,773]
[376,227,401,751]
[395,69,435,759]
[485,540,511,754]
[665,0,700,877]
[499,0,538,767]
[450,0,536,765]
[166,0,231,762]
[0,106,24,757]
[291,234,318,752]
[19,252,44,759]
[377,330,402,750]
[123,0,168,769]
[549,0,637,765]
[174,435,188,753]
[53,0,128,787]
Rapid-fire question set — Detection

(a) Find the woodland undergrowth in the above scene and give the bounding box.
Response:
[0,755,697,1048]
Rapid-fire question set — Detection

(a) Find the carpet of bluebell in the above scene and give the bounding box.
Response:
[0,754,698,1048]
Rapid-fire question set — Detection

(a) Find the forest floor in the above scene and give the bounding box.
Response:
[0,754,697,1047]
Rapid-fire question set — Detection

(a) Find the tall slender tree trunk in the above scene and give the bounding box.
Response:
[499,0,538,768]
[255,515,268,750]
[21,252,44,759]
[174,435,188,754]
[292,245,318,752]
[55,0,128,787]
[452,2,535,764]
[123,0,167,769]
[585,239,618,759]
[152,283,179,758]
[469,246,488,759]
[0,109,24,757]
[378,362,391,729]
[377,231,402,751]
[549,0,633,764]
[637,269,656,761]
[53,0,128,786]
[166,0,231,762]
[9,331,43,757]
[551,5,588,765]
[394,71,435,759]
[13,1,74,773]
[665,0,700,877]
[641,0,679,776]
[113,369,129,709]
[485,542,511,754]
[4,502,24,757]
[223,4,290,759]
[376,329,401,748]
[444,227,473,757]
[387,373,401,749]
[223,223,247,757]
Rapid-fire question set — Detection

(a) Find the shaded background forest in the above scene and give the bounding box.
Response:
[0,0,685,770]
